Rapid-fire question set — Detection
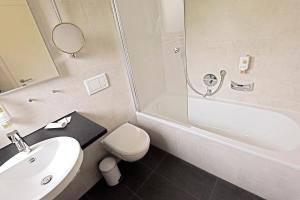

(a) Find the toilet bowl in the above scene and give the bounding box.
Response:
[101,123,150,162]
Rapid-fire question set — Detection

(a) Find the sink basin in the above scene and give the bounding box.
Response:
[0,137,83,200]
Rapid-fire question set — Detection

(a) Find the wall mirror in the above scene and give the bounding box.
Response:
[0,0,59,95]
[51,0,85,58]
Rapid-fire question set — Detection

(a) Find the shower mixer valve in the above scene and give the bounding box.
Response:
[203,74,218,87]
[184,68,226,98]
[173,46,226,97]
[201,70,226,97]
[203,74,218,96]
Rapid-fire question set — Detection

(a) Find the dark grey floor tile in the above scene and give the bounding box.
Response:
[81,148,264,200]
[130,194,143,200]
[80,179,134,200]
[139,145,168,169]
[209,179,241,200]
[119,161,152,192]
[156,154,217,200]
[239,189,265,200]
[210,179,264,200]
[138,173,196,200]
[79,195,90,200]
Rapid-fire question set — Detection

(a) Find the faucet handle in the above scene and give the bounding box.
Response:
[7,130,21,143]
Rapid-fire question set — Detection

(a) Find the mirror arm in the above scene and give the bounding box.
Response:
[51,0,63,23]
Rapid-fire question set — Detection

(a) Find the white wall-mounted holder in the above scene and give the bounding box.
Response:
[231,81,254,92]
[239,55,251,73]
[28,98,38,103]
[52,89,62,94]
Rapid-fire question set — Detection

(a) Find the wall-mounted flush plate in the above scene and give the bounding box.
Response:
[84,73,109,96]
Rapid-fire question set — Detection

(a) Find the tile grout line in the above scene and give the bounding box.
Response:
[125,185,142,200]
[152,154,217,200]
[207,178,219,200]
[152,152,169,171]
[134,152,169,194]
[128,192,143,200]
[121,149,169,199]
[146,153,198,200]
[152,170,198,200]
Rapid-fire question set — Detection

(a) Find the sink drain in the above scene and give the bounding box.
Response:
[28,157,36,163]
[41,175,53,185]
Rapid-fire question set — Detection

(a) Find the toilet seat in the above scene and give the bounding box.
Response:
[102,123,150,162]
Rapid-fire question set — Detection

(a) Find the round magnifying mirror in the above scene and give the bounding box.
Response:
[52,23,85,55]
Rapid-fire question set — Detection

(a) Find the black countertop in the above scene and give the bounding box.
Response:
[0,111,107,165]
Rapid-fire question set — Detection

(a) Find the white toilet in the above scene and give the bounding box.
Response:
[101,123,150,162]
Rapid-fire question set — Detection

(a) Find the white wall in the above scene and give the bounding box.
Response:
[186,0,300,123]
[0,0,136,197]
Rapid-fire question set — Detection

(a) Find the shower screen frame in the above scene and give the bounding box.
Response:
[111,0,141,111]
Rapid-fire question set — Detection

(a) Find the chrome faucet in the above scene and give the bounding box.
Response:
[7,130,31,153]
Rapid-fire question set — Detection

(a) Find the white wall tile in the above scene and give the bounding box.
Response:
[185,0,300,121]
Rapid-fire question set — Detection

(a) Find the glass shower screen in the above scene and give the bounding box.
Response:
[112,0,188,124]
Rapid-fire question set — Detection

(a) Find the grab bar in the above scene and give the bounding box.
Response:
[231,81,254,92]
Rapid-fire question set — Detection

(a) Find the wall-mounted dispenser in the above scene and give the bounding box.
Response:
[239,55,251,73]
[0,104,11,129]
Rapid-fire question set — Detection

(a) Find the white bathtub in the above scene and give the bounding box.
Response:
[189,97,300,151]
[138,95,300,200]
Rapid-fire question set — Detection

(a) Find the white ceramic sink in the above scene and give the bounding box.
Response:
[0,137,83,200]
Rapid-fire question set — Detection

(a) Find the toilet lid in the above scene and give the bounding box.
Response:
[102,123,150,156]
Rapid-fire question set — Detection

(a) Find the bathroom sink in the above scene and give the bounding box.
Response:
[0,137,83,200]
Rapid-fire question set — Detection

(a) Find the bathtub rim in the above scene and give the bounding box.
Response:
[137,111,300,171]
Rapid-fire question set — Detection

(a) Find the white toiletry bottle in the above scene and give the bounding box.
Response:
[0,104,12,130]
